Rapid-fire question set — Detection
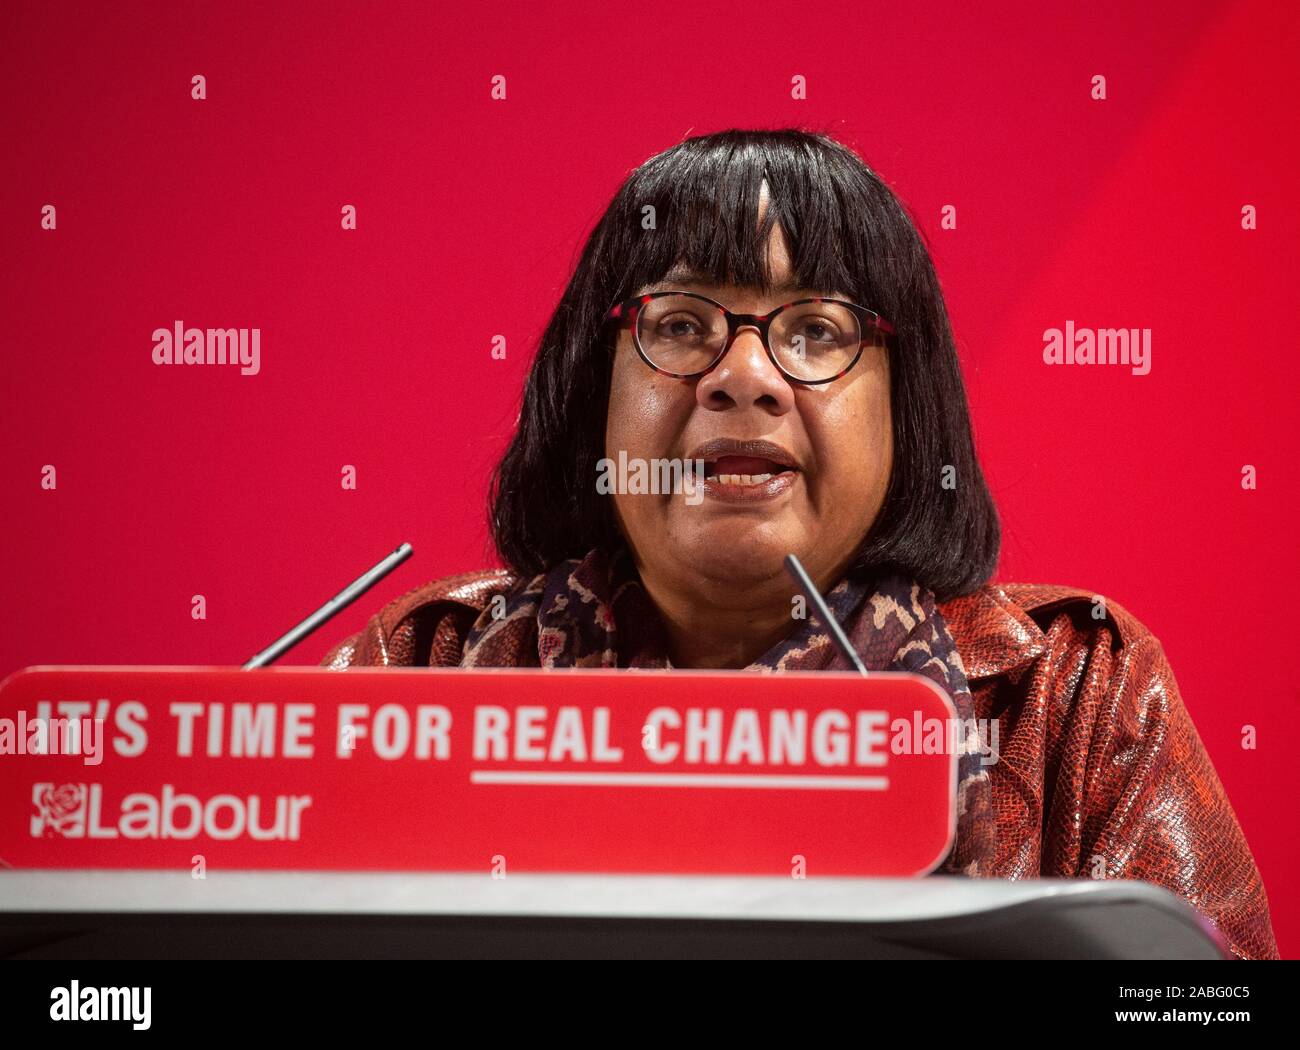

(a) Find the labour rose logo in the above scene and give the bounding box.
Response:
[30,782,87,838]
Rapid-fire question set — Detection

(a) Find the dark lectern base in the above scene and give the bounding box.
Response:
[0,871,1228,960]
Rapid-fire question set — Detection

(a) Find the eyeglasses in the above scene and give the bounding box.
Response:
[603,290,896,385]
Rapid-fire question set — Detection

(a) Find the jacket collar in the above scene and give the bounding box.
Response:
[939,585,1047,681]
[381,569,1046,681]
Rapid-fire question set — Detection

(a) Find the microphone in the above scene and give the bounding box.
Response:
[242,543,414,669]
[783,553,869,677]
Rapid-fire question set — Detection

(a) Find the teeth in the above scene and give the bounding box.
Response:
[714,473,774,486]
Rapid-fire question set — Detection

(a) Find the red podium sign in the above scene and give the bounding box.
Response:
[0,666,958,876]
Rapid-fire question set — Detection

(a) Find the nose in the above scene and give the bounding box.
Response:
[694,326,796,415]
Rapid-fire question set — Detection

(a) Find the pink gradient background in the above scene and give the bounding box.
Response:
[3,0,1297,954]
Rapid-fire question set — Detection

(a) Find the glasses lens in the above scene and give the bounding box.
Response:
[636,295,727,374]
[770,301,863,381]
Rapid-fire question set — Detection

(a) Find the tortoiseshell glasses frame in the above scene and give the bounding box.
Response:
[603,290,897,385]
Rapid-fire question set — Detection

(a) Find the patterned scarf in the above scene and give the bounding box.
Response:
[461,545,995,876]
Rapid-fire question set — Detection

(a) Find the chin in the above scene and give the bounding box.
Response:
[675,537,792,588]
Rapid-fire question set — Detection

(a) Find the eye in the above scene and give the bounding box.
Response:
[656,313,708,339]
[796,317,843,343]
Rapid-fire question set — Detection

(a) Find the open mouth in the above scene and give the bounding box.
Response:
[683,439,802,501]
[702,455,798,487]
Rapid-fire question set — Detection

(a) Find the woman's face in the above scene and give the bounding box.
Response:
[605,216,893,598]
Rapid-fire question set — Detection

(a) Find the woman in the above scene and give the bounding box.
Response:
[323,129,1278,959]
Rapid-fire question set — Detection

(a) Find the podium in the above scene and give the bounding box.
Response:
[0,667,1232,959]
[0,870,1229,959]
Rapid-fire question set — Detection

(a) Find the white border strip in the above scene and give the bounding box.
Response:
[469,771,889,789]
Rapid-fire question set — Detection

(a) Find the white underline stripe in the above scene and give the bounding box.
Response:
[470,771,889,790]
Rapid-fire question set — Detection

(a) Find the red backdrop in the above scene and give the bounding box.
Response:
[3,0,1297,955]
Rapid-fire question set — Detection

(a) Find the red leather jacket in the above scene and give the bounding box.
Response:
[321,573,1280,959]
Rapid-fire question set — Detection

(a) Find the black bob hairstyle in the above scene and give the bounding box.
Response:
[489,128,999,601]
